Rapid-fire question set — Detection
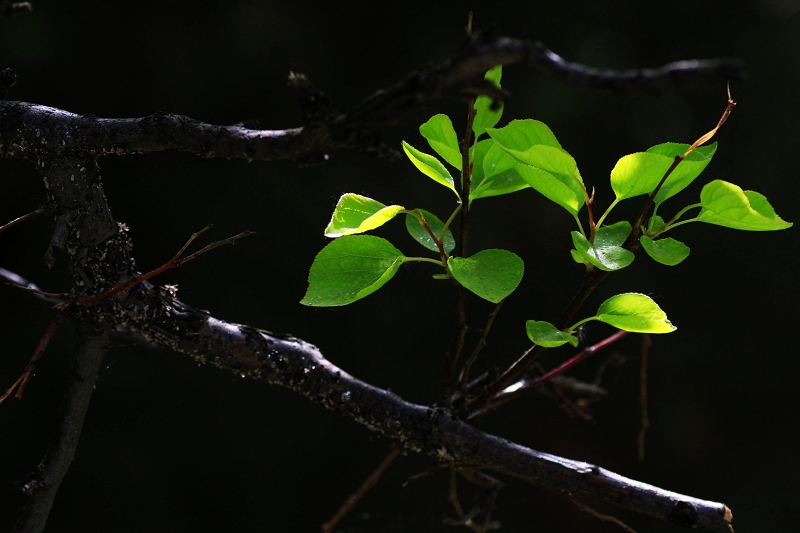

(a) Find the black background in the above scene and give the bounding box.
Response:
[1,1,799,532]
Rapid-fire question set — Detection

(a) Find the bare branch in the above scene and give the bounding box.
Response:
[102,282,732,532]
[13,323,108,533]
[0,37,744,163]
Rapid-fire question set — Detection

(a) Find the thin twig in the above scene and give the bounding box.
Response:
[638,334,652,461]
[443,91,478,400]
[321,446,401,533]
[469,330,629,419]
[0,207,44,235]
[630,93,736,239]
[0,312,67,403]
[461,299,505,383]
[66,226,254,308]
[569,495,638,533]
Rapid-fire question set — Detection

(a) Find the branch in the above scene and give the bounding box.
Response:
[0,33,745,531]
[0,37,744,163]
[101,282,732,532]
[13,323,108,533]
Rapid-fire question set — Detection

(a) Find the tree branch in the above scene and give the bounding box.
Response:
[13,323,108,533]
[1,37,744,164]
[101,281,731,532]
[0,33,744,531]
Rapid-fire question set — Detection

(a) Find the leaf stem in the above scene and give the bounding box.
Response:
[469,330,630,420]
[594,199,619,233]
[405,257,446,267]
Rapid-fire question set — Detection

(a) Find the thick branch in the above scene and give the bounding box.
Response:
[0,37,743,163]
[98,283,732,532]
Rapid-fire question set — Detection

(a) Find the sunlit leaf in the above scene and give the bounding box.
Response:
[402,141,460,198]
[611,152,674,201]
[472,65,503,139]
[470,141,530,201]
[525,320,578,348]
[594,293,676,333]
[696,180,793,231]
[571,222,634,271]
[301,236,406,307]
[324,193,404,238]
[449,249,523,303]
[640,236,690,266]
[649,143,716,205]
[420,114,462,170]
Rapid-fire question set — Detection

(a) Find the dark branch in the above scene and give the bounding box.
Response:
[13,323,108,533]
[0,37,744,164]
[95,280,731,533]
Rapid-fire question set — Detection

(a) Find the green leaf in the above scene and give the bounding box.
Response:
[420,114,462,171]
[649,143,716,205]
[402,141,460,199]
[470,140,530,201]
[610,143,717,204]
[472,65,503,139]
[515,163,585,216]
[647,215,666,234]
[487,119,563,150]
[488,120,578,175]
[640,236,690,266]
[696,180,793,231]
[571,222,634,271]
[594,293,676,333]
[301,236,406,307]
[405,209,456,254]
[324,193,405,238]
[449,249,524,303]
[487,120,584,215]
[611,152,675,201]
[525,320,579,348]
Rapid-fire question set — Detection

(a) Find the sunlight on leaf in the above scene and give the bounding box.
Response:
[324,193,404,238]
[301,236,406,307]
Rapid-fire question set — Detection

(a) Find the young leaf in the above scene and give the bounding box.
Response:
[526,320,579,348]
[487,119,563,150]
[488,120,578,176]
[610,151,675,201]
[696,180,793,231]
[324,193,405,238]
[301,236,406,307]
[472,65,503,139]
[515,164,585,216]
[449,249,524,303]
[594,293,676,333]
[649,143,716,205]
[487,120,584,215]
[420,114,462,170]
[571,222,634,271]
[647,215,666,234]
[470,141,530,201]
[405,209,456,254]
[402,141,460,199]
[640,236,690,266]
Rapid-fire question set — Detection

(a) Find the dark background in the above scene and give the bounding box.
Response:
[1,1,798,531]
